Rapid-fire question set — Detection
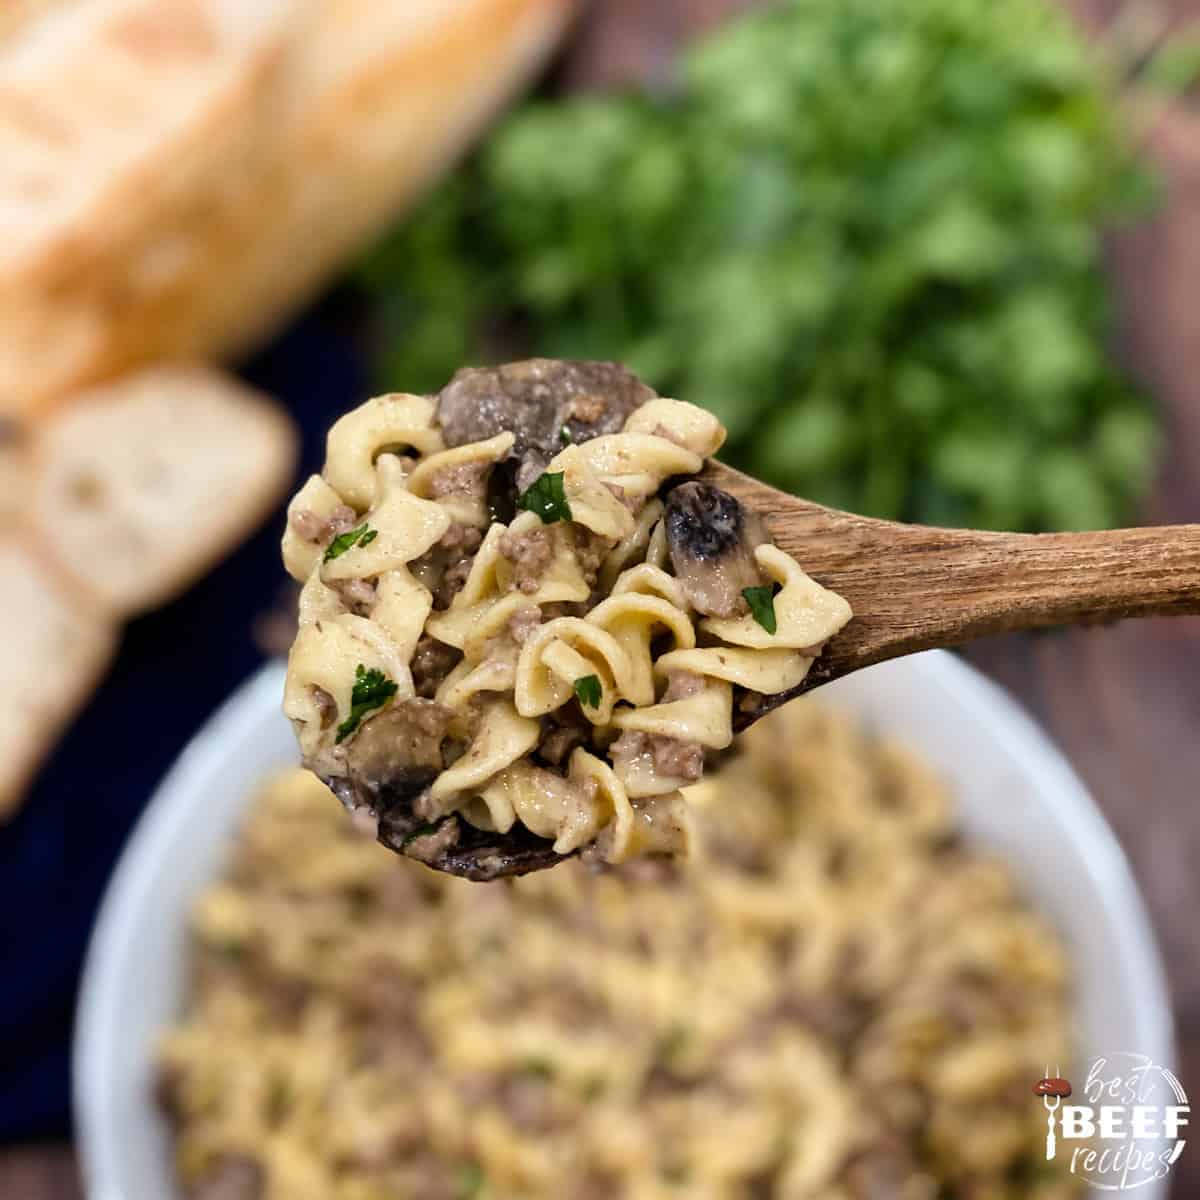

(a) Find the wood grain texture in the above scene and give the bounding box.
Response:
[701,460,1200,715]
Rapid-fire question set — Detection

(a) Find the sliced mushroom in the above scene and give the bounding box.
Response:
[327,699,453,819]
[436,359,656,492]
[664,481,769,617]
[377,812,570,881]
[322,698,570,879]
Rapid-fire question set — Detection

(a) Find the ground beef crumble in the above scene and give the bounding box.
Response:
[499,527,554,594]
[652,737,705,782]
[507,606,543,644]
[662,669,705,701]
[428,461,488,498]
[536,711,590,766]
[401,524,485,612]
[411,636,461,699]
[291,504,357,546]
[438,556,474,607]
[571,525,614,586]
[438,522,483,555]
[331,577,377,614]
[610,728,705,785]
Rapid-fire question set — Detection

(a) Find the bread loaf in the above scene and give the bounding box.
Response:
[0,0,575,415]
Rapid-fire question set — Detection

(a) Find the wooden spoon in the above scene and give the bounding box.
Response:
[392,461,1199,879]
[700,461,1200,730]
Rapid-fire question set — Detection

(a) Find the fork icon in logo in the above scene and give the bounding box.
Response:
[1033,1070,1074,1160]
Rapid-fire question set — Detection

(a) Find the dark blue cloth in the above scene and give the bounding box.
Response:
[0,302,368,1141]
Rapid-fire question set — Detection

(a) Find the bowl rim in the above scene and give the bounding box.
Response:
[73,651,1176,1199]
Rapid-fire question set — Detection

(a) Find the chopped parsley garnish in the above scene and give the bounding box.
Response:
[519,1056,555,1079]
[335,664,398,743]
[573,674,602,709]
[266,1075,292,1124]
[214,938,246,962]
[655,1024,691,1064]
[517,470,571,524]
[401,822,441,848]
[455,1163,485,1199]
[323,522,377,562]
[361,0,1159,534]
[742,585,778,635]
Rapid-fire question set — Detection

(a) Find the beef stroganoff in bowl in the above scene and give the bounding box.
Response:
[75,347,1176,1200]
[160,701,1073,1200]
[74,655,1174,1200]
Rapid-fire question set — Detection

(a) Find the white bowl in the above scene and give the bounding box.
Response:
[74,653,1175,1200]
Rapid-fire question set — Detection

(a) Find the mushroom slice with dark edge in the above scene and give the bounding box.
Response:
[664,481,769,617]
[436,358,656,493]
[379,812,571,882]
[328,698,451,814]
[328,699,570,879]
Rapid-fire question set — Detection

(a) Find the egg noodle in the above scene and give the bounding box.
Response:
[280,367,852,871]
[159,703,1073,1200]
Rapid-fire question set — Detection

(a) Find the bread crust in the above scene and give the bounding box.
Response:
[0,0,575,415]
[0,532,118,818]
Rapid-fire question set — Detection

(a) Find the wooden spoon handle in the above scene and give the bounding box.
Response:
[774,510,1200,676]
[698,461,1200,725]
[711,460,1200,664]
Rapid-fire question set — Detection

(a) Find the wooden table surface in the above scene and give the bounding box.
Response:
[6,1,1199,1195]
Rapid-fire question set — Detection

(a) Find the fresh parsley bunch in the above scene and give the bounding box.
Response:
[360,0,1159,531]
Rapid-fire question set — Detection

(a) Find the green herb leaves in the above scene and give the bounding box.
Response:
[324,522,377,562]
[335,664,398,743]
[573,674,602,709]
[362,0,1158,533]
[742,586,778,635]
[455,1163,485,1199]
[401,823,441,848]
[517,471,571,524]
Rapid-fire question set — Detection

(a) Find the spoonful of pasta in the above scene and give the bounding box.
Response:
[281,359,1200,880]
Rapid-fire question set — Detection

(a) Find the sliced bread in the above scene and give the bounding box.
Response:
[0,0,573,414]
[0,0,296,413]
[0,535,117,817]
[30,365,297,616]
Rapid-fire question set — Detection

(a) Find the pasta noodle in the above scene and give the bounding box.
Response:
[159,704,1074,1200]
[280,361,853,877]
